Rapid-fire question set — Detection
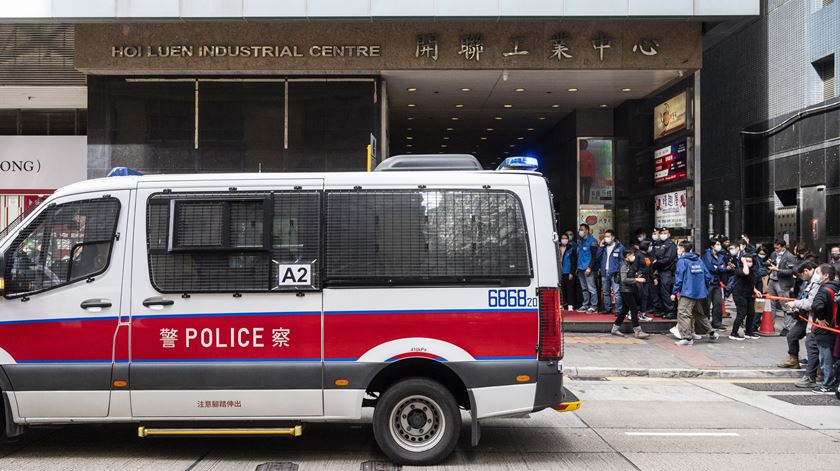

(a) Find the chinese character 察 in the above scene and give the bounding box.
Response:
[592,34,611,62]
[160,328,178,348]
[502,37,529,57]
[416,33,439,61]
[549,33,573,60]
[272,328,291,348]
[458,34,484,62]
[633,39,660,56]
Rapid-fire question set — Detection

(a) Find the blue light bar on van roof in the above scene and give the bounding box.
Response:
[107,167,144,177]
[496,156,539,171]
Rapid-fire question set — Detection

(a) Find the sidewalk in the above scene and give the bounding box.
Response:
[564,327,806,379]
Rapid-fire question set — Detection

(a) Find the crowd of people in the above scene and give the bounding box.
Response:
[557,225,840,394]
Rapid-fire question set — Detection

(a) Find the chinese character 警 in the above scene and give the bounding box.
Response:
[549,33,573,60]
[416,33,439,61]
[592,34,611,62]
[160,328,178,348]
[633,39,660,56]
[502,37,529,57]
[458,34,484,62]
[272,328,291,348]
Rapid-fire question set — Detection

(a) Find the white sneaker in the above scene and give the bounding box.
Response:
[670,326,682,339]
[709,331,720,342]
[675,339,694,346]
[692,333,702,340]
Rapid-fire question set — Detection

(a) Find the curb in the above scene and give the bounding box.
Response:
[566,366,805,379]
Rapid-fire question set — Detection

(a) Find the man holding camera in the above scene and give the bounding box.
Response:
[767,240,797,336]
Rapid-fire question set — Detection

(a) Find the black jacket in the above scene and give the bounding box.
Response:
[618,259,640,294]
[652,239,678,274]
[811,280,840,342]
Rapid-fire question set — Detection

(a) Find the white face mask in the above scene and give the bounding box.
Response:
[714,244,722,252]
[660,234,669,241]
[604,237,613,245]
[729,249,739,256]
[627,257,636,264]
[561,239,569,246]
[638,236,646,242]
[812,271,822,283]
[578,230,585,238]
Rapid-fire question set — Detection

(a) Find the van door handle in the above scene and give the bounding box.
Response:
[142,297,174,308]
[81,299,112,310]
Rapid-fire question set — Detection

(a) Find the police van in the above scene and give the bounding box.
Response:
[0,155,572,465]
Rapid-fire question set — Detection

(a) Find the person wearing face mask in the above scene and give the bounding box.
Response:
[780,262,820,375]
[767,240,797,336]
[652,228,678,319]
[808,264,839,394]
[670,241,719,346]
[637,240,656,319]
[728,245,763,341]
[635,228,650,246]
[611,248,651,339]
[830,246,840,265]
[576,224,600,313]
[559,231,578,311]
[702,238,729,330]
[596,229,625,315]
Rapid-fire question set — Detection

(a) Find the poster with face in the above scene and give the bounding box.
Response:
[653,92,688,140]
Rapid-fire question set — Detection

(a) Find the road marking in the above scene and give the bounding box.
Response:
[625,432,740,437]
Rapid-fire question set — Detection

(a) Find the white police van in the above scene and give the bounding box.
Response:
[0,154,573,465]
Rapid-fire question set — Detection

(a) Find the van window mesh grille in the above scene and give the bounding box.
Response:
[324,190,531,283]
[147,191,320,293]
[4,198,120,297]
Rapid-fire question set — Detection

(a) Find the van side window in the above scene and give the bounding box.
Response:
[324,190,532,285]
[147,191,321,293]
[3,198,121,298]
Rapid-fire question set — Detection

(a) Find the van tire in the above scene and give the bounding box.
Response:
[372,378,460,466]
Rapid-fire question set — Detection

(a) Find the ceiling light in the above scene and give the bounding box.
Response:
[407,87,417,92]
[406,144,413,147]
[495,117,503,120]
[527,128,535,131]
[486,127,494,131]
[407,104,416,107]
[407,117,414,121]
[503,104,513,108]
[451,117,459,121]
[538,117,546,120]
[441,144,447,148]
[551,104,560,108]
[407,127,413,131]
[455,104,464,108]
[406,136,413,140]
[621,88,632,92]
[443,137,450,140]
[515,88,525,92]
[509,144,515,148]
[517,137,525,140]
[446,127,454,131]
[461,87,471,92]
[480,137,488,140]
[599,104,608,108]
[567,88,578,92]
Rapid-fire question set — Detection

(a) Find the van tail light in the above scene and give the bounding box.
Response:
[537,287,563,361]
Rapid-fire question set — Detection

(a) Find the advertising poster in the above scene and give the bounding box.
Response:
[578,208,613,240]
[654,141,688,184]
[0,136,87,190]
[654,190,688,229]
[653,92,688,140]
[578,138,613,206]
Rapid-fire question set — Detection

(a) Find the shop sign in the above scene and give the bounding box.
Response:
[654,141,688,185]
[654,190,688,229]
[0,136,87,191]
[654,92,688,140]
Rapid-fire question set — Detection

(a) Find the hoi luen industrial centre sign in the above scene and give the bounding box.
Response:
[76,22,702,72]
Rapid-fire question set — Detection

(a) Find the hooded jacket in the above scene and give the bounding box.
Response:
[672,252,712,300]
[811,279,840,343]
[702,248,728,285]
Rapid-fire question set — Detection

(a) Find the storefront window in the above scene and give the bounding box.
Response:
[578,138,614,238]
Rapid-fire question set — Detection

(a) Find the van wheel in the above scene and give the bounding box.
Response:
[372,378,460,466]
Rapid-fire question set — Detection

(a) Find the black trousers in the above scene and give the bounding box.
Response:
[787,317,808,357]
[707,284,724,327]
[732,293,756,335]
[615,290,641,328]
[561,274,577,309]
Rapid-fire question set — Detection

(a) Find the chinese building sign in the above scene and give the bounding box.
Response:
[654,92,689,140]
[77,22,701,72]
[655,190,688,228]
[654,141,688,185]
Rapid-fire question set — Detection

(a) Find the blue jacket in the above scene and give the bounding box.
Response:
[596,241,625,277]
[702,248,728,285]
[673,252,712,299]
[576,235,598,271]
[561,242,576,275]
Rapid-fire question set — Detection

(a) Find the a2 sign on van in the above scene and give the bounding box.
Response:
[278,264,312,286]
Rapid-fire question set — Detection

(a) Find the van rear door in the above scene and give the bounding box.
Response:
[128,178,324,418]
